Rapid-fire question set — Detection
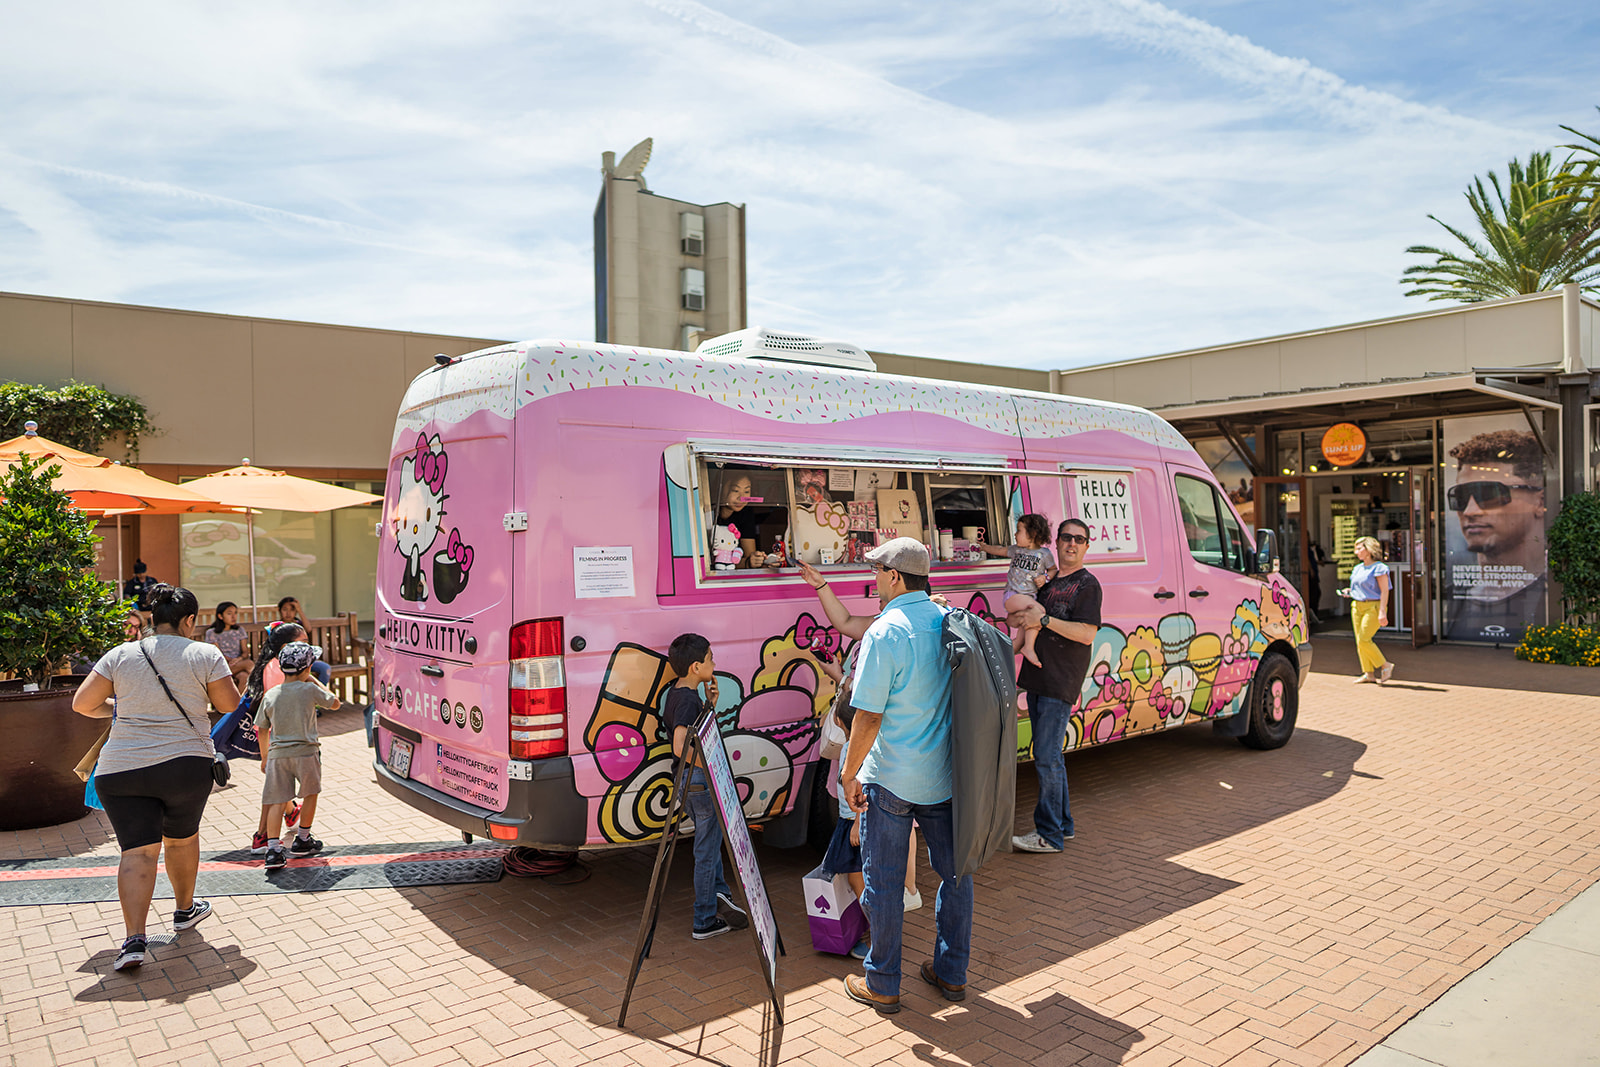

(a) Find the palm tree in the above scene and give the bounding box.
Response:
[1400,150,1600,302]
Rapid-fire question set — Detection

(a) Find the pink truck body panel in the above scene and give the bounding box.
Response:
[372,341,1308,849]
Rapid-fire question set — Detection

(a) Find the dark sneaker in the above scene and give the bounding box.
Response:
[289,835,324,856]
[264,845,288,871]
[692,917,732,940]
[250,832,271,855]
[113,936,147,972]
[920,960,967,1002]
[844,973,900,1014]
[172,899,212,932]
[717,891,749,929]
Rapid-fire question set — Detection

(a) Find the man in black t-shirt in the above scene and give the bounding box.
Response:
[1006,518,1102,854]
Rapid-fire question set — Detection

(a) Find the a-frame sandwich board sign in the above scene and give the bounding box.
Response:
[618,706,785,1027]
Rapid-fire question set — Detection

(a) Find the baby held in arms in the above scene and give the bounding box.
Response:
[978,513,1057,666]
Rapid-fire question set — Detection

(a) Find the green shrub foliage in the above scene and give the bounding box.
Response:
[1548,491,1600,624]
[0,454,129,686]
[0,381,152,462]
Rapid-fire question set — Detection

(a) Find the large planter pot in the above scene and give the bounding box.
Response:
[0,676,105,831]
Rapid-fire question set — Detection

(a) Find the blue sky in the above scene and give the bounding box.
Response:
[1,0,1597,368]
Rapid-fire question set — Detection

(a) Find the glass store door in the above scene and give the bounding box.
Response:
[1254,477,1309,604]
[1408,466,1436,646]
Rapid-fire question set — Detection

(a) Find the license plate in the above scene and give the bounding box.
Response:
[387,737,413,779]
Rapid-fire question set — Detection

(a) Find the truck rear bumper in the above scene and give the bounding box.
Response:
[372,754,590,848]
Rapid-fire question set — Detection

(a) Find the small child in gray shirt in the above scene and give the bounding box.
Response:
[255,642,341,871]
[978,514,1057,666]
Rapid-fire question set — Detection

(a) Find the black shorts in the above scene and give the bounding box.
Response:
[94,756,214,850]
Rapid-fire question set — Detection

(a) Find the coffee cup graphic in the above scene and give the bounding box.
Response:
[432,549,469,604]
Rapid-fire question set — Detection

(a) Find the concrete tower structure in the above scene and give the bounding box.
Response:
[594,138,747,350]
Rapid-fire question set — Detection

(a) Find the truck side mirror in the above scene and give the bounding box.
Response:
[1254,529,1279,574]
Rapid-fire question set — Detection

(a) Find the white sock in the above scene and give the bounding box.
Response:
[297,826,311,840]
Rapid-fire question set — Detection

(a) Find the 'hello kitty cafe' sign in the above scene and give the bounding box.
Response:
[1065,468,1141,559]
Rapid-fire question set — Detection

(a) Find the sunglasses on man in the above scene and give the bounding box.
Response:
[1058,533,1090,546]
[1447,481,1541,511]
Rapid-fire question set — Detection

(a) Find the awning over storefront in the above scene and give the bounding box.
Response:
[1152,372,1562,425]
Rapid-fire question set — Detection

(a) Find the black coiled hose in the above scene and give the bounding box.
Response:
[502,846,588,882]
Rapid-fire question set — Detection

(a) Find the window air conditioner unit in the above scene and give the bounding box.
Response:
[681,212,705,256]
[681,267,705,312]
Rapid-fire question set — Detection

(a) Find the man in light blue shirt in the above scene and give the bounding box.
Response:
[841,538,972,1014]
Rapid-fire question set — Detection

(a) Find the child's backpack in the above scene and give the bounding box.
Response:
[941,607,1019,878]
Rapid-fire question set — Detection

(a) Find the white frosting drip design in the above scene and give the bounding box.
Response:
[393,341,1182,449]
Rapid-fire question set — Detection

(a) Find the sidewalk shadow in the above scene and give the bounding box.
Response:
[0,807,115,861]
[74,935,257,1003]
[397,722,1366,1061]
[1308,636,1599,695]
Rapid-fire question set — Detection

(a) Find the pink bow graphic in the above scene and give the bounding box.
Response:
[794,613,842,659]
[413,435,448,494]
[445,529,473,577]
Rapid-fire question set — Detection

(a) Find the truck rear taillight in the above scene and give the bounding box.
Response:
[510,618,566,759]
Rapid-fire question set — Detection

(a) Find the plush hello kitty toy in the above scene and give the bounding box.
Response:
[712,524,743,570]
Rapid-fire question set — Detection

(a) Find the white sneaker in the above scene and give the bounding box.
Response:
[1378,663,1394,684]
[1011,832,1063,854]
[903,888,923,912]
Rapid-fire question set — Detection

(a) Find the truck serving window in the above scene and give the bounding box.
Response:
[696,454,1011,575]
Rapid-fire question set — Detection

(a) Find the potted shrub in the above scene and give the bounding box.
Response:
[0,453,129,829]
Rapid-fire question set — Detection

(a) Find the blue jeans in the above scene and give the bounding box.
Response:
[685,768,730,930]
[860,784,973,997]
[1028,693,1074,849]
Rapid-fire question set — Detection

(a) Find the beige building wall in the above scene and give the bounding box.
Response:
[1056,290,1569,407]
[0,291,502,471]
[597,176,746,350]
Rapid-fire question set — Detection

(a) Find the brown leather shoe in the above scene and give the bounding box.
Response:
[844,973,901,1014]
[920,961,966,1002]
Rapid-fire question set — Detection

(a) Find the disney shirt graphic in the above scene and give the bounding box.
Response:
[392,432,475,604]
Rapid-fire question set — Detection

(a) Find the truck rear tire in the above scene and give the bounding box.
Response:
[1239,651,1297,750]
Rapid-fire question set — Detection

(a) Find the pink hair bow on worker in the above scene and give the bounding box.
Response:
[413,435,448,493]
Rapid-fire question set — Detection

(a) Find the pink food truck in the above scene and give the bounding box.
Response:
[371,328,1310,850]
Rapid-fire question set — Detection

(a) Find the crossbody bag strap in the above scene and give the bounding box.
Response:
[139,638,216,755]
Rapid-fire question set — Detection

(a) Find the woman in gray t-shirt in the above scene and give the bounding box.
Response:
[72,584,240,974]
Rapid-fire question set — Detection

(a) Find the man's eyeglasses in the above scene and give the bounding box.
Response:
[1447,481,1541,511]
[1058,534,1090,546]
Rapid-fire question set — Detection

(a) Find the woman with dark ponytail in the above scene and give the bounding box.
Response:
[71,584,240,973]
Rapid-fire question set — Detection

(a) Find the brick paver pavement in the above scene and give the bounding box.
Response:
[2,637,1596,1066]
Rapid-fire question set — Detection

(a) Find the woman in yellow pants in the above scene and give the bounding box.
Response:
[1346,537,1394,683]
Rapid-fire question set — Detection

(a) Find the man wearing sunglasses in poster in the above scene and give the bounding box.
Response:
[1443,428,1548,642]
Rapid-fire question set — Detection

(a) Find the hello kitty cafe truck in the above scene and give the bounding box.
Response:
[371,328,1311,853]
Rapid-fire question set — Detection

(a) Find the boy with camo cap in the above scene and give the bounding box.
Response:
[255,641,341,871]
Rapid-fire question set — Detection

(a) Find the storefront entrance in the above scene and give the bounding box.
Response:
[1256,466,1437,647]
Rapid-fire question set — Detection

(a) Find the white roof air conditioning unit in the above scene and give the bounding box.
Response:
[694,327,877,372]
[681,267,705,312]
[681,212,704,256]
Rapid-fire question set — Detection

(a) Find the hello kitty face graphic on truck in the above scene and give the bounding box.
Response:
[392,433,474,604]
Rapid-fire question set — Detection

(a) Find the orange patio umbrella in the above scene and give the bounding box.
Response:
[0,422,234,581]
[180,460,382,610]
